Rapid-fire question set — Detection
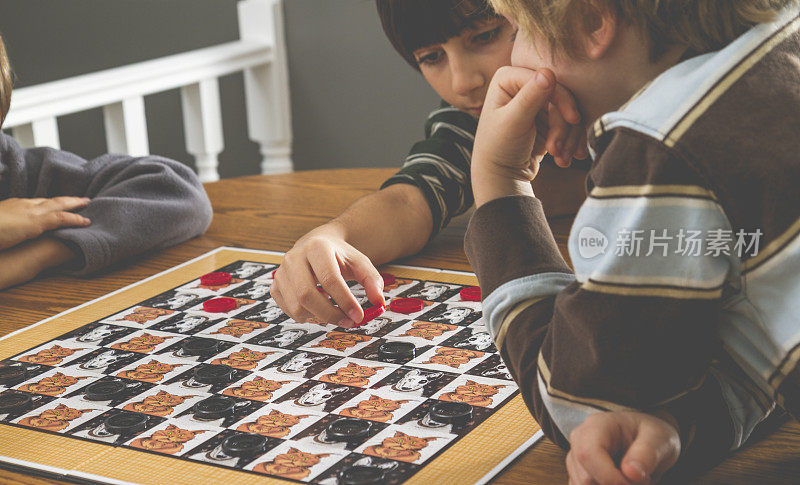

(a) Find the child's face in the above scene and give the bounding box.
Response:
[413,18,514,117]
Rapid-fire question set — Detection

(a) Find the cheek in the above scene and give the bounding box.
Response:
[511,41,542,70]
[420,68,451,101]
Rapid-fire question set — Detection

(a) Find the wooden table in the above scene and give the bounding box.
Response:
[1,168,798,484]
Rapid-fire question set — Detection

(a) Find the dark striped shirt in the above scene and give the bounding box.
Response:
[381,101,476,238]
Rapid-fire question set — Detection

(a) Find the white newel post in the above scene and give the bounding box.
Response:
[238,0,293,174]
[12,117,61,149]
[103,96,150,156]
[181,79,224,183]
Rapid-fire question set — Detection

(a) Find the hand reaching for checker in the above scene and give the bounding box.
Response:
[271,228,386,328]
[0,196,91,250]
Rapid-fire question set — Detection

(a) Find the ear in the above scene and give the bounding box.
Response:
[580,1,618,60]
[287,447,300,453]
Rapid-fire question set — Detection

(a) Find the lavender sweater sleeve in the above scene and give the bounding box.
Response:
[0,133,213,274]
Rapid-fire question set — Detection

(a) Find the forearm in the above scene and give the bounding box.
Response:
[310,183,434,266]
[471,163,535,209]
[0,237,77,289]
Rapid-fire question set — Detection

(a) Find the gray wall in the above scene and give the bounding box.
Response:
[0,0,439,176]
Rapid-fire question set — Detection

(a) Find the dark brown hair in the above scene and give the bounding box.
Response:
[0,33,12,128]
[376,0,499,70]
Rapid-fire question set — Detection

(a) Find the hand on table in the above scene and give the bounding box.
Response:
[567,411,681,485]
[271,225,385,328]
[471,67,587,206]
[0,196,90,250]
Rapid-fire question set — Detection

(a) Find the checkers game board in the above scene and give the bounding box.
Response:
[0,248,542,484]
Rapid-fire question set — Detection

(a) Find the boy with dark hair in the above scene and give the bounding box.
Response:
[466,0,800,482]
[273,0,588,327]
[0,33,213,289]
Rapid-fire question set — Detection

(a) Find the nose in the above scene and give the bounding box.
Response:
[450,53,484,97]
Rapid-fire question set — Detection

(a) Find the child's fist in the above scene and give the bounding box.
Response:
[471,67,586,207]
[0,196,91,250]
[566,411,681,485]
[473,67,558,182]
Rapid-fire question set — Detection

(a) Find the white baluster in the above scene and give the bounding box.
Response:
[103,97,150,156]
[12,117,60,149]
[181,78,224,183]
[238,0,293,174]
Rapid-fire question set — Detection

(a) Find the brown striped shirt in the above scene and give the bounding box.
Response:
[466,5,800,463]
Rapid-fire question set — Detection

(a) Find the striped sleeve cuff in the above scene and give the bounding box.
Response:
[465,195,573,296]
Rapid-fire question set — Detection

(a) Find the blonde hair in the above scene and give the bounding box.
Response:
[491,0,799,60]
[0,33,12,128]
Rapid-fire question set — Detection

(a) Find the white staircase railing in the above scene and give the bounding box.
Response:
[3,0,292,182]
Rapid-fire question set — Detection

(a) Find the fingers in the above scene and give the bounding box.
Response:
[619,416,681,484]
[504,69,556,122]
[340,251,385,309]
[41,210,91,231]
[560,122,586,167]
[567,449,598,485]
[36,197,92,231]
[569,415,632,485]
[288,259,350,326]
[546,103,570,165]
[39,196,91,212]
[308,250,364,327]
[551,81,582,125]
[574,130,590,160]
[271,237,383,329]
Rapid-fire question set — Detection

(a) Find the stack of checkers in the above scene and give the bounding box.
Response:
[0,260,515,484]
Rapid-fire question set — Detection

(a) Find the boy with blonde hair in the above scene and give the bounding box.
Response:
[465,0,800,483]
[0,34,212,288]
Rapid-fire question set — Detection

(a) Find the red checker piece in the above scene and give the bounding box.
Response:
[390,297,425,314]
[356,305,386,327]
[203,297,237,313]
[201,272,232,286]
[380,272,396,286]
[460,286,482,302]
